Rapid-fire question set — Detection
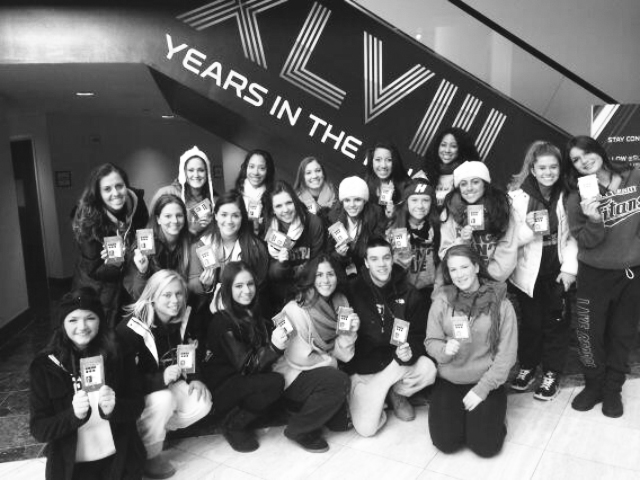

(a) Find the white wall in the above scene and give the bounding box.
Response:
[46,113,230,277]
[0,105,29,329]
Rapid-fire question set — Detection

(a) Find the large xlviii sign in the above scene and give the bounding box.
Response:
[153,0,568,184]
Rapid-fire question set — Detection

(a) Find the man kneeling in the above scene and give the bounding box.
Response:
[346,237,437,437]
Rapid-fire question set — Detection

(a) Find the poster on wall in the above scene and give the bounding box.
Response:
[591,104,640,169]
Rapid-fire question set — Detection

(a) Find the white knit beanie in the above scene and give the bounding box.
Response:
[453,161,491,187]
[339,176,369,201]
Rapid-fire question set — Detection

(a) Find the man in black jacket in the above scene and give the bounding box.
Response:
[346,237,436,437]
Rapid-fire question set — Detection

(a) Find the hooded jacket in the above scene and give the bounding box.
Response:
[345,265,428,375]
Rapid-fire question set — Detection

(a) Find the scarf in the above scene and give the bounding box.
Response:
[266,215,305,259]
[346,216,361,242]
[442,281,506,356]
[303,292,349,351]
[298,182,336,208]
[242,179,265,202]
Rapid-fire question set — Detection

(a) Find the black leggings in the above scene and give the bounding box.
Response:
[428,378,507,458]
[213,372,284,415]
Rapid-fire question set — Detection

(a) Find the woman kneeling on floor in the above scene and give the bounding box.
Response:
[273,254,359,453]
[202,262,289,452]
[425,245,517,458]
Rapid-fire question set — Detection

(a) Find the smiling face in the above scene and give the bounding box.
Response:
[246,154,268,188]
[315,261,337,298]
[531,154,560,189]
[407,194,432,222]
[372,148,393,181]
[63,309,100,351]
[215,202,242,240]
[365,245,393,286]
[459,177,486,204]
[99,171,127,212]
[272,191,297,224]
[439,134,459,165]
[447,254,480,293]
[343,196,365,219]
[156,202,185,240]
[232,270,256,306]
[154,279,184,323]
[185,157,207,190]
[304,160,325,191]
[569,147,604,176]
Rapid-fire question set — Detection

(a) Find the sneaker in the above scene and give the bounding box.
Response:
[284,429,330,453]
[510,368,535,391]
[602,391,623,418]
[387,389,415,421]
[534,371,560,401]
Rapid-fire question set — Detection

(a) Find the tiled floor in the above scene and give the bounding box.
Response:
[3,379,640,480]
[1,291,640,480]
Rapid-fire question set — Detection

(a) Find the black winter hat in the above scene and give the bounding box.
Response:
[57,287,105,325]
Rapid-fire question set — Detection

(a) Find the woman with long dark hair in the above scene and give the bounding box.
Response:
[426,245,517,458]
[71,163,149,326]
[124,194,191,301]
[30,287,145,479]
[439,161,518,282]
[326,176,385,277]
[363,141,410,218]
[234,149,276,232]
[202,262,288,452]
[149,146,218,236]
[273,254,358,452]
[263,180,326,312]
[187,191,269,310]
[563,135,640,418]
[422,127,479,209]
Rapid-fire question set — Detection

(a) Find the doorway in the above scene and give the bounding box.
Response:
[11,138,50,315]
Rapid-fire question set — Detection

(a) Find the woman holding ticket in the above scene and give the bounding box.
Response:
[273,254,358,453]
[426,245,517,458]
[117,270,212,479]
[326,176,385,276]
[263,180,326,314]
[30,288,145,479]
[363,141,409,218]
[234,149,276,233]
[149,146,218,236]
[203,262,288,453]
[72,163,149,327]
[439,160,518,282]
[124,194,192,302]
[507,141,578,401]
[563,135,640,418]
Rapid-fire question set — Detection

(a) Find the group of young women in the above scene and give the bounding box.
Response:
[30,130,640,479]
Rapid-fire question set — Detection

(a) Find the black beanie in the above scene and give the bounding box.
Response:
[57,287,105,326]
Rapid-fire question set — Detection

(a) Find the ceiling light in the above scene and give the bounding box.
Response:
[161,115,175,119]
[75,92,95,97]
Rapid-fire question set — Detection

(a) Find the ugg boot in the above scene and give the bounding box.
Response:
[571,375,604,412]
[602,370,625,418]
[143,442,176,479]
[222,407,260,452]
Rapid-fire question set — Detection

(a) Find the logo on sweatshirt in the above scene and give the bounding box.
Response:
[599,186,640,227]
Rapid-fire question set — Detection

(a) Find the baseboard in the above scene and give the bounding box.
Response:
[0,308,33,350]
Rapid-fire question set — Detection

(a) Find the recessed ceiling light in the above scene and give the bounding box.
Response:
[75,92,95,97]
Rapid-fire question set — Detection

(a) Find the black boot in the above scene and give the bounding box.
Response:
[571,374,604,412]
[602,370,625,418]
[222,407,260,452]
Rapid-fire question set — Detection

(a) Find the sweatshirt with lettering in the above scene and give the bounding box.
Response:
[566,168,640,270]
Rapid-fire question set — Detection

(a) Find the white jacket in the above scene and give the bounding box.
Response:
[508,189,578,297]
